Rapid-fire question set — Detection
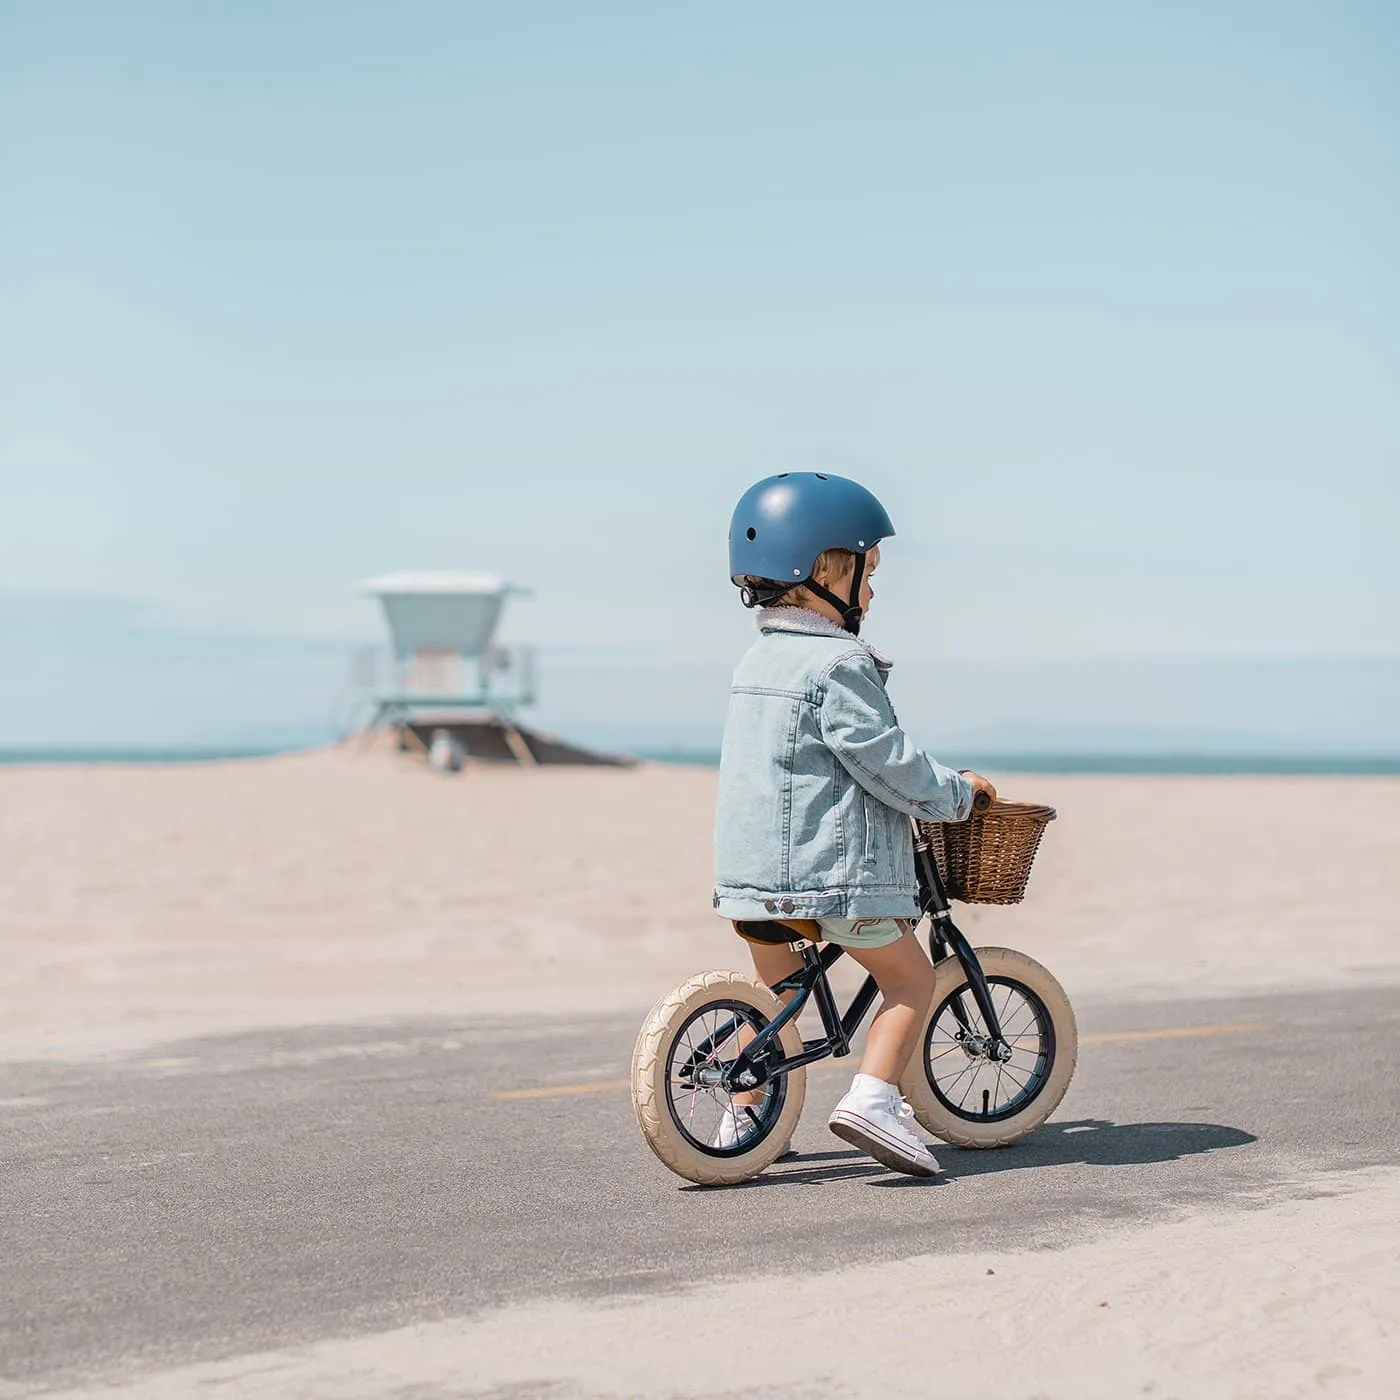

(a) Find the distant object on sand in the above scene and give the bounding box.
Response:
[354,572,633,769]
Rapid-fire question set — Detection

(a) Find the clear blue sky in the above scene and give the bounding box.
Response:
[2,2,1397,748]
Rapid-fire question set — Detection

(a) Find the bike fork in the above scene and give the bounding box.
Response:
[928,908,1008,1046]
[915,826,1010,1052]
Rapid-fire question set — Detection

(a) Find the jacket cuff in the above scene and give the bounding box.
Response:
[954,770,976,820]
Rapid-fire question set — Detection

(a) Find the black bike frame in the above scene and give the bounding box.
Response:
[717,824,1010,1095]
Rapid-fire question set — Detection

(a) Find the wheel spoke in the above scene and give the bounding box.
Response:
[998,1063,1031,1093]
[997,984,1015,1023]
[939,1059,980,1100]
[956,1068,982,1109]
[665,998,786,1155]
[925,977,1055,1123]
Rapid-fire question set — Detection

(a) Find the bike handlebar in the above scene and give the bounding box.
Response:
[972,790,993,813]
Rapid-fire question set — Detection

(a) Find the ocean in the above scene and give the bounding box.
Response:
[634,750,1400,775]
[0,746,295,765]
[2,745,1398,776]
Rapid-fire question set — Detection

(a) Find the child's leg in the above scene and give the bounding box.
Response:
[746,939,804,994]
[837,924,936,1084]
[823,921,941,1175]
[731,940,804,1109]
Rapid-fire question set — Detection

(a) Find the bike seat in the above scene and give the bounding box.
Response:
[732,918,823,946]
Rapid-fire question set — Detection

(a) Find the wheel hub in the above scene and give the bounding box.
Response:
[958,1032,1014,1063]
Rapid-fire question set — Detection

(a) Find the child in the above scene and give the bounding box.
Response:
[713,472,996,1176]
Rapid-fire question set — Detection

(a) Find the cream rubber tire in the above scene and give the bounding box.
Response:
[632,970,806,1186]
[899,946,1077,1149]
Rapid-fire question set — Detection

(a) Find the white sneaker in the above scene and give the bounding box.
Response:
[712,1103,756,1149]
[712,1102,794,1158]
[828,1074,941,1177]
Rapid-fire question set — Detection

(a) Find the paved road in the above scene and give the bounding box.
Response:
[2,986,1397,1392]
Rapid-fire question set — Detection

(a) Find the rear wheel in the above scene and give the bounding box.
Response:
[631,970,806,1186]
[899,946,1076,1148]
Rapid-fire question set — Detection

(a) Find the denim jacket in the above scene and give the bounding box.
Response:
[713,607,974,921]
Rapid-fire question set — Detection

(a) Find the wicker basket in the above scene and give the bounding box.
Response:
[917,800,1057,905]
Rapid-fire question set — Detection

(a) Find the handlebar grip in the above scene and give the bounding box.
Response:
[972,790,993,813]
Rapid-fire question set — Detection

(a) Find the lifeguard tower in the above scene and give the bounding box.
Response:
[358,571,628,766]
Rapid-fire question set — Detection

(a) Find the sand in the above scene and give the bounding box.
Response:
[4,749,1399,1398]
[25,1165,1400,1400]
[2,748,1398,1060]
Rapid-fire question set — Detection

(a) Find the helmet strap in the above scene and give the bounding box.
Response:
[804,550,867,635]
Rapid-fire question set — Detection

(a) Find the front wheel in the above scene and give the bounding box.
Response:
[632,970,807,1186]
[900,946,1077,1148]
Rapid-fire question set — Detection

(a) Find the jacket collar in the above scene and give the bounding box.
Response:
[755,606,894,675]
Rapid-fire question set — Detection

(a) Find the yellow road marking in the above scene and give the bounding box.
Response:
[1081,1022,1265,1046]
[489,1023,1266,1101]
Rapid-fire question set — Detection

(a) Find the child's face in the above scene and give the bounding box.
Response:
[859,545,880,615]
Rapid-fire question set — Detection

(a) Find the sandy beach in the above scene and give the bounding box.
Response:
[2,749,1397,1059]
[3,750,1398,1398]
[29,1165,1400,1400]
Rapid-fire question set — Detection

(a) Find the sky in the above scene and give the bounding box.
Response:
[2,2,1397,751]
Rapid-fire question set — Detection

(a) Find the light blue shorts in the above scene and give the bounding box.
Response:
[816,916,911,950]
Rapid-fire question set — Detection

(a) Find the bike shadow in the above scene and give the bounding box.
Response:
[680,1149,890,1191]
[694,1116,1256,1191]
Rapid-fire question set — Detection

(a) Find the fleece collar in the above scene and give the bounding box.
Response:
[755,606,894,675]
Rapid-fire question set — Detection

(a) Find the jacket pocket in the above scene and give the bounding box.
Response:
[862,794,880,867]
[893,808,916,887]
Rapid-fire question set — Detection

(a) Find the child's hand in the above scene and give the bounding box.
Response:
[960,770,998,809]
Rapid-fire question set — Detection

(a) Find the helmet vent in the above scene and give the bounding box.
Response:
[815,473,828,480]
[746,527,757,540]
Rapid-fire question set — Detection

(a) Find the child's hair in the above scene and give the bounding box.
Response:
[742,547,857,609]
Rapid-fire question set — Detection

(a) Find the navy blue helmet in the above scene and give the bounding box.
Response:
[728,473,894,634]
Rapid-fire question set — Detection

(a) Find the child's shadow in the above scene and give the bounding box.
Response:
[871,1116,1256,1187]
[695,1116,1255,1190]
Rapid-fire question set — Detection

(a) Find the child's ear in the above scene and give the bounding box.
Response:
[815,552,854,589]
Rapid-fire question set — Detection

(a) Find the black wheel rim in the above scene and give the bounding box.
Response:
[924,977,1055,1123]
[664,999,786,1157]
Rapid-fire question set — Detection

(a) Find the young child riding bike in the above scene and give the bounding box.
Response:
[714,473,997,1176]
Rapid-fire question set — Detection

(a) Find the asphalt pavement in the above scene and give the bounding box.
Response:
[2,986,1397,1393]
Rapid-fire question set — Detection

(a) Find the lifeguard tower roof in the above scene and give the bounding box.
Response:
[361,571,525,660]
